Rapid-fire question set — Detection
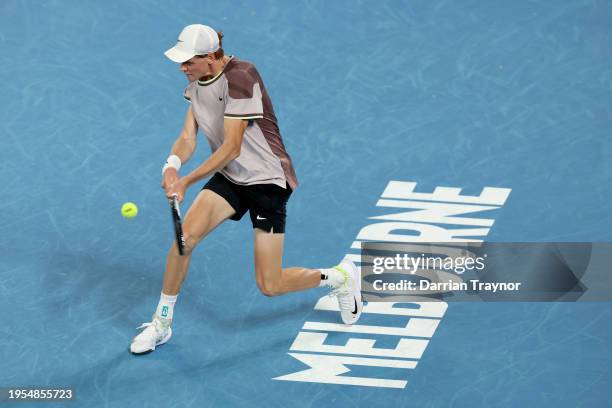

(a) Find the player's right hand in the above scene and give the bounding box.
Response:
[162,168,179,191]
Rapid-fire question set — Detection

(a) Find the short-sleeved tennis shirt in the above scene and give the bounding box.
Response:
[183,56,298,190]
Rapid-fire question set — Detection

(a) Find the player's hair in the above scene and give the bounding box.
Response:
[213,31,224,60]
[197,31,224,60]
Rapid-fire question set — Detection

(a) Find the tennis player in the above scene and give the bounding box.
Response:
[130,24,362,354]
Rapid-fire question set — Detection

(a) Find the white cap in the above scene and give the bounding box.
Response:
[164,24,220,63]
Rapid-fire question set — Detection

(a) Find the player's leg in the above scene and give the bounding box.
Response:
[253,229,320,296]
[130,187,236,355]
[253,228,363,324]
[247,182,363,324]
[162,188,236,295]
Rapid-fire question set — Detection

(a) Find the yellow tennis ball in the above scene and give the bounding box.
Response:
[121,202,138,219]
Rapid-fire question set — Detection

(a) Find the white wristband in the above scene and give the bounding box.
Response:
[162,154,181,175]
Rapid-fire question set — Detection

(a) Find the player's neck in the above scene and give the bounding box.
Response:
[200,56,230,81]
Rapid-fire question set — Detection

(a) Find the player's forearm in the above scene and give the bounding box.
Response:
[170,135,197,164]
[183,142,240,187]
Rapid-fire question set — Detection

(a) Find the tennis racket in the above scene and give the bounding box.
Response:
[169,194,185,255]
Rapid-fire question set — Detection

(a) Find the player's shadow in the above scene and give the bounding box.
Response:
[43,249,158,328]
[44,249,319,329]
[52,334,294,403]
[191,295,318,330]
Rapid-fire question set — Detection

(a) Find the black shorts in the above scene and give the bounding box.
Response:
[202,173,292,233]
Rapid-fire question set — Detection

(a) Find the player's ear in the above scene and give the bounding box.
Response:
[195,54,212,63]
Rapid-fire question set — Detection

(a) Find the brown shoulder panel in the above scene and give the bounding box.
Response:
[224,59,262,100]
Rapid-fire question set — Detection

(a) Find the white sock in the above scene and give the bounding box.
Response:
[318,267,345,288]
[155,292,178,320]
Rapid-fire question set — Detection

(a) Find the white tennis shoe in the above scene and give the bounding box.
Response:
[329,258,363,325]
[130,316,172,355]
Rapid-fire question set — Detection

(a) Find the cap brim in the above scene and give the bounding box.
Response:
[164,46,195,63]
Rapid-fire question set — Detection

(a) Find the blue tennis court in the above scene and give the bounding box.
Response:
[1,0,611,406]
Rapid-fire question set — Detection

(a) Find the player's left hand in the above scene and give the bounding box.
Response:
[166,178,187,202]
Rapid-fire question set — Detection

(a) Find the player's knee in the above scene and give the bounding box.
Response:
[257,278,281,297]
[260,286,281,297]
[174,234,200,255]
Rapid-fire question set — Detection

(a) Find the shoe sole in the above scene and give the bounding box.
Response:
[353,265,363,321]
[349,265,363,324]
[340,260,363,325]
